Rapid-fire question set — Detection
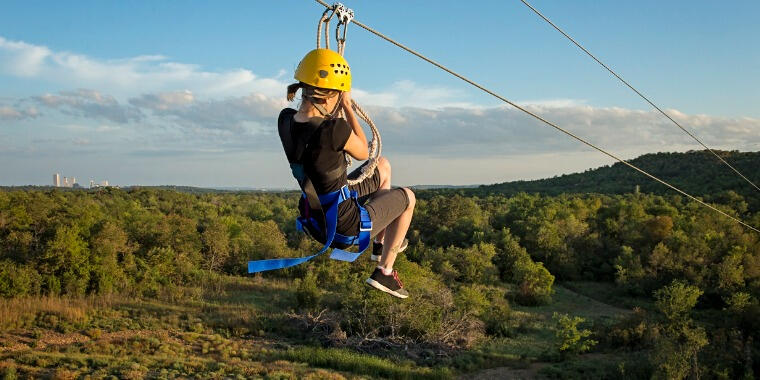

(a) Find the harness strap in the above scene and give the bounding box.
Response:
[247,110,373,274]
[329,206,371,262]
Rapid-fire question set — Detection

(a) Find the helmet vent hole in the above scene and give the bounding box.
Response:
[330,64,335,67]
[334,70,338,74]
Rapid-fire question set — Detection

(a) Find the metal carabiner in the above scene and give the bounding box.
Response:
[332,3,354,54]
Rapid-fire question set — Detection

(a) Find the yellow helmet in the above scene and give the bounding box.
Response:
[294,49,351,92]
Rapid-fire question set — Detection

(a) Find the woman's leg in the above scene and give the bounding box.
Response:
[378,187,415,270]
[372,157,391,243]
[363,187,415,298]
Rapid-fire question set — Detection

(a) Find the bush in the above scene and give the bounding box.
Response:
[447,244,499,284]
[552,312,597,357]
[0,261,41,297]
[1,365,17,380]
[295,271,322,310]
[337,258,484,348]
[513,256,555,306]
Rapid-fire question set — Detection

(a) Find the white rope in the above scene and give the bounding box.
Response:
[518,0,760,193]
[314,4,381,185]
[312,0,760,234]
[345,99,382,186]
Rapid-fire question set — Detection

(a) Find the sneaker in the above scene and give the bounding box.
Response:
[370,238,408,262]
[366,267,409,299]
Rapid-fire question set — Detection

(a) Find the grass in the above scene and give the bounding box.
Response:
[0,275,643,379]
[562,281,655,311]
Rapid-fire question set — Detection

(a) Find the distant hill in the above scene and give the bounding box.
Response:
[474,150,760,207]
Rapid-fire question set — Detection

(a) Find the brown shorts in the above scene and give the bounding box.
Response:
[347,162,410,238]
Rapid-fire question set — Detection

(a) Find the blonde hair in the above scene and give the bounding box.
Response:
[287,82,340,104]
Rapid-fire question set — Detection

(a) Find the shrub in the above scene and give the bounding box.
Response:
[337,258,483,348]
[552,312,597,357]
[650,280,708,380]
[513,256,555,306]
[1,365,17,380]
[0,261,41,297]
[295,271,322,310]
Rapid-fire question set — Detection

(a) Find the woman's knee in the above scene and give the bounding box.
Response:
[378,156,391,177]
[402,187,416,210]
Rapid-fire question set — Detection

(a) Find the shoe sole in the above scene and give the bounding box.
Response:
[365,278,409,299]
[370,240,408,262]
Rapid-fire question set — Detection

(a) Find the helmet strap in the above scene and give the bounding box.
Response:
[308,92,343,120]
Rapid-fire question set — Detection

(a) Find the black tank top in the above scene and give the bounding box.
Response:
[280,108,360,236]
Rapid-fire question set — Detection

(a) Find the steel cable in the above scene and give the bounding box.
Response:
[518,0,760,193]
[313,0,759,233]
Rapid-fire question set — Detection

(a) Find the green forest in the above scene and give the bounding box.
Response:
[1,150,759,379]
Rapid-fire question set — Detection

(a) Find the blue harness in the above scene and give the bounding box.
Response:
[247,110,372,273]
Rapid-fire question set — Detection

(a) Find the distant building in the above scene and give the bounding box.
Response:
[62,177,68,187]
[72,177,76,186]
[91,179,110,188]
[53,173,60,187]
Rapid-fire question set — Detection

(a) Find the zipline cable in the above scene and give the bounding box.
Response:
[518,0,760,193]
[312,0,760,234]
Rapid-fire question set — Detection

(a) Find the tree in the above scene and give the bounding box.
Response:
[650,280,708,380]
[201,220,230,271]
[553,312,597,357]
[41,225,90,296]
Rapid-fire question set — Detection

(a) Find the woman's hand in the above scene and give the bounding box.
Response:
[339,91,369,160]
[340,91,353,110]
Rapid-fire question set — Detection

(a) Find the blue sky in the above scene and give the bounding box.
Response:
[1,0,758,187]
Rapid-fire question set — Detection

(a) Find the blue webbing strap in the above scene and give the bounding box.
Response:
[329,207,372,262]
[247,186,373,273]
[248,188,343,273]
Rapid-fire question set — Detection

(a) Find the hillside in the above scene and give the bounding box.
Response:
[476,150,760,206]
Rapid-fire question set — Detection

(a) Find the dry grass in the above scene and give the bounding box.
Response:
[0,294,122,330]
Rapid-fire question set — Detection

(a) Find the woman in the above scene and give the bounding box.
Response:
[280,49,415,299]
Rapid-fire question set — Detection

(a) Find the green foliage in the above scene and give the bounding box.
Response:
[337,259,484,348]
[1,365,17,380]
[552,312,597,356]
[41,225,91,296]
[512,256,555,306]
[0,260,41,297]
[0,170,759,379]
[650,280,709,380]
[294,271,321,310]
[614,245,646,293]
[654,280,702,322]
[476,150,760,212]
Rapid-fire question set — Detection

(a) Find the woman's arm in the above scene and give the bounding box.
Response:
[341,92,369,160]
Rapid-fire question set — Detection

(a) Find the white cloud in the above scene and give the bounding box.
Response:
[2,36,759,186]
[367,103,760,156]
[0,104,39,120]
[129,90,195,111]
[352,80,477,109]
[0,37,51,77]
[33,89,141,123]
[129,92,287,132]
[0,36,286,98]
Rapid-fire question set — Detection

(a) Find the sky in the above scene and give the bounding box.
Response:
[0,0,758,188]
